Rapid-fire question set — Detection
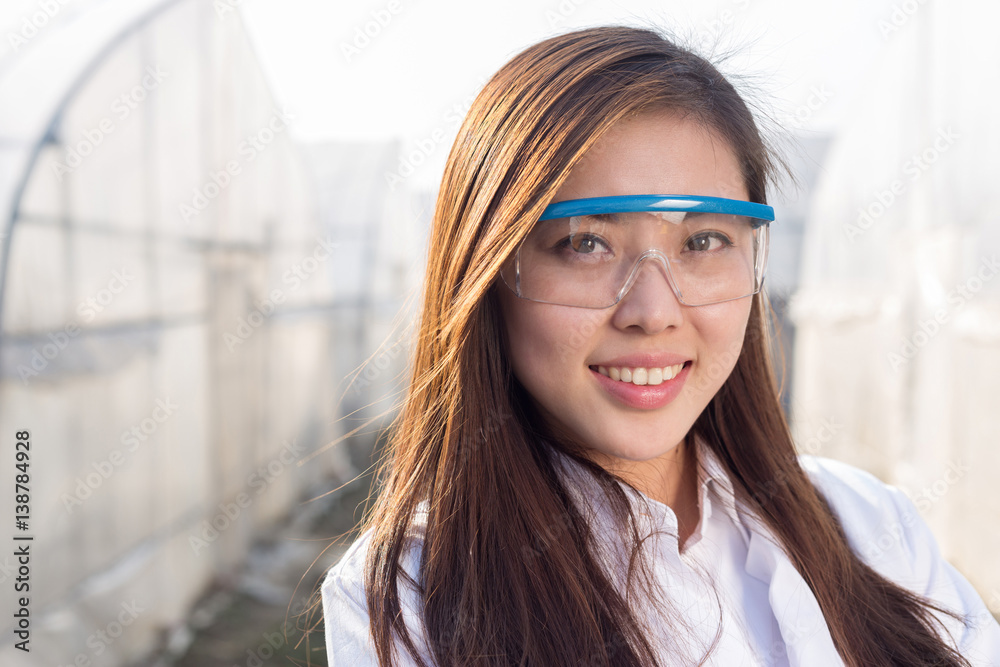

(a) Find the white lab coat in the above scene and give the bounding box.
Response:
[321,449,1000,665]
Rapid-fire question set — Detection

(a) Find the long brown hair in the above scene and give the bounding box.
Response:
[359,26,970,666]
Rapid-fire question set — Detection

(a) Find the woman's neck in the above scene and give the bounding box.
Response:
[588,437,702,547]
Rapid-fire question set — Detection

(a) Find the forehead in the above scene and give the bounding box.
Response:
[554,110,748,202]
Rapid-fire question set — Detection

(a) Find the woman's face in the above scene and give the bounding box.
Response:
[497,110,754,472]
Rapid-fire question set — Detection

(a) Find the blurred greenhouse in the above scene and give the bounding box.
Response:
[789,0,1000,610]
[0,0,423,664]
[1,0,998,665]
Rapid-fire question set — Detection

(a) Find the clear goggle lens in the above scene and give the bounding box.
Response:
[501,195,773,308]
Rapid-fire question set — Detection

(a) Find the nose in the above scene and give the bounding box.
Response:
[609,253,685,333]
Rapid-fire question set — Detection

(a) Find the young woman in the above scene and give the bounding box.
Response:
[321,26,1000,666]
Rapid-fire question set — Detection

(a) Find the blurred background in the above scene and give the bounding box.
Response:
[0,0,997,665]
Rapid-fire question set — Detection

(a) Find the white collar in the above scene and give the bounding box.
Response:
[550,435,751,548]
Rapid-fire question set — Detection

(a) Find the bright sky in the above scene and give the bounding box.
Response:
[238,0,900,190]
[0,0,916,191]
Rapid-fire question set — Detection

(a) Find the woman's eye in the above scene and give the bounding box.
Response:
[685,232,732,252]
[562,234,608,255]
[571,234,598,253]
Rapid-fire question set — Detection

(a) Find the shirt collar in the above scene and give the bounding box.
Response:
[688,435,748,547]
[550,435,748,545]
[694,435,743,525]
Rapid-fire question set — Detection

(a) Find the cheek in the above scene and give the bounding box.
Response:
[500,296,546,391]
[694,298,753,383]
[501,295,605,389]
[704,299,752,346]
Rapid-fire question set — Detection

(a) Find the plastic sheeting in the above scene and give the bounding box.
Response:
[0,1,423,664]
[790,0,1000,610]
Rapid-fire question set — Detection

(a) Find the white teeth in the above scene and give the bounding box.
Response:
[595,363,685,386]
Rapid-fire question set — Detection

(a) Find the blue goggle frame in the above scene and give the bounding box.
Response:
[539,194,774,225]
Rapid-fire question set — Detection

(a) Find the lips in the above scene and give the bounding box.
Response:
[587,353,691,386]
[588,360,691,410]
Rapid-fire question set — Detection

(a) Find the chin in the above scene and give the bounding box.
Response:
[587,432,684,464]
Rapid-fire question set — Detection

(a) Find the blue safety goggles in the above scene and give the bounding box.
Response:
[502,194,773,308]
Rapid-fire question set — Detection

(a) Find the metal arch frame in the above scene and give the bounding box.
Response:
[0,0,187,352]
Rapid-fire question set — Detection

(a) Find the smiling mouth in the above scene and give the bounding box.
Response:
[588,361,691,386]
